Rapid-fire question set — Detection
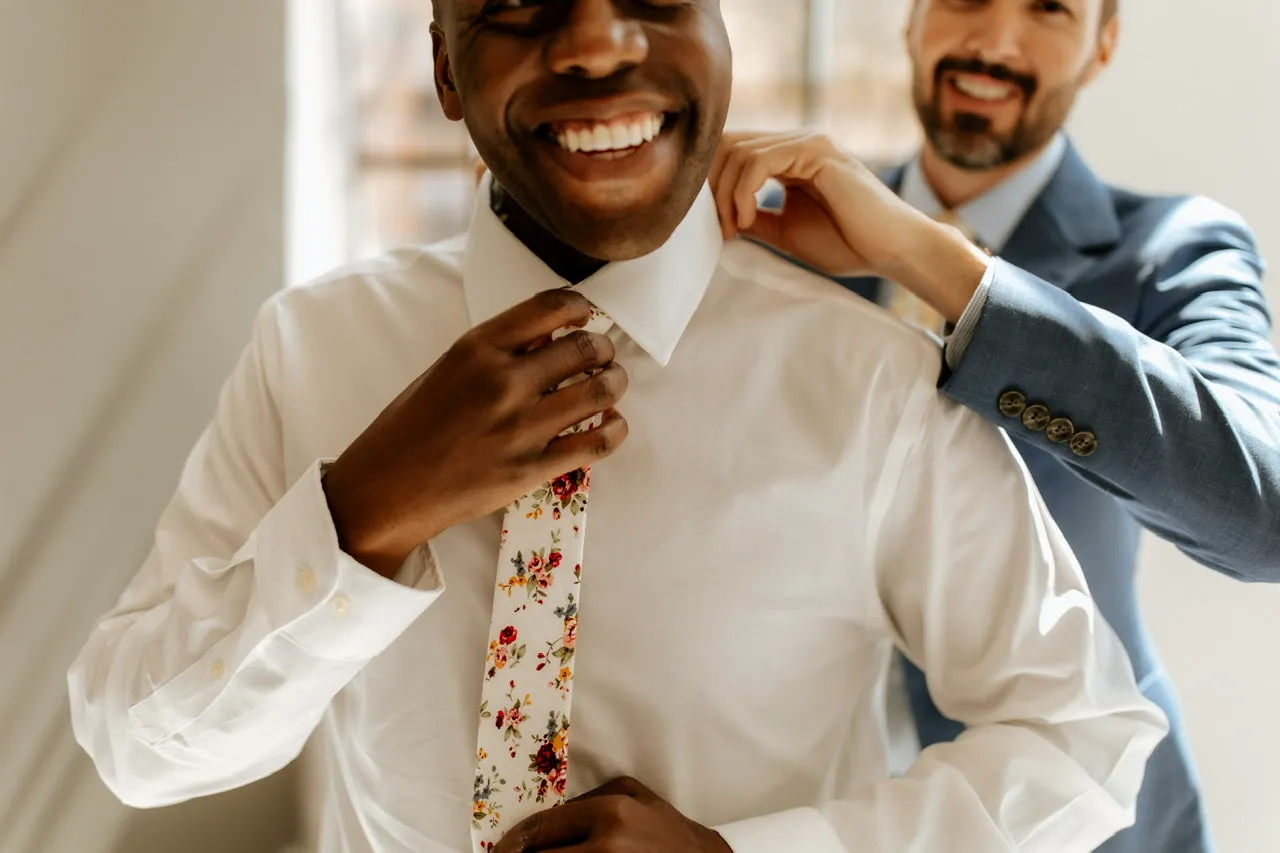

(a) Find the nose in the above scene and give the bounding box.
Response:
[960,1,1026,66]
[546,0,649,79]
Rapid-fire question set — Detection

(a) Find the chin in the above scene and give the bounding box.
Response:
[932,129,1008,170]
[553,206,685,262]
[545,166,706,261]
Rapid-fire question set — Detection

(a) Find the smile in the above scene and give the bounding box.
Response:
[950,73,1020,103]
[542,111,672,155]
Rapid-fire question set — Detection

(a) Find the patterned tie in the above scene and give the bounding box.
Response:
[471,303,613,852]
[885,209,980,336]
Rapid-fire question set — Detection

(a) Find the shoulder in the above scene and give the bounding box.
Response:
[719,239,929,339]
[245,237,472,391]
[1107,187,1260,266]
[262,238,470,338]
[713,238,946,394]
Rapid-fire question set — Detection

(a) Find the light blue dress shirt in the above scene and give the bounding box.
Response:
[905,134,1069,364]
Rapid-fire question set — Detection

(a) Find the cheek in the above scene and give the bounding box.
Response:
[913,17,956,63]
[1026,32,1091,88]
[908,41,945,96]
[454,47,533,133]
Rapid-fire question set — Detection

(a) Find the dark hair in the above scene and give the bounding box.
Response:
[1103,0,1117,22]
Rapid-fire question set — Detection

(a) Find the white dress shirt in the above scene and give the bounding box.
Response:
[923,134,1070,365]
[69,179,1165,853]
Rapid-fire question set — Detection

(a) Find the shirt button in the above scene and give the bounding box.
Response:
[210,659,227,680]
[1046,417,1075,444]
[296,567,316,592]
[998,390,1028,418]
[1021,404,1051,431]
[331,593,352,617]
[1070,431,1099,457]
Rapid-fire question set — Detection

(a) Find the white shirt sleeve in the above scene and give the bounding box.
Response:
[66,297,444,809]
[717,385,1167,852]
[943,261,995,367]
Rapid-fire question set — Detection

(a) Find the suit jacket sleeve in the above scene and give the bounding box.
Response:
[942,198,1280,582]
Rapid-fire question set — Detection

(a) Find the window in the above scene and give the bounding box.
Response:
[332,0,917,260]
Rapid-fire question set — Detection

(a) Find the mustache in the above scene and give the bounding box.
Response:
[935,56,1037,98]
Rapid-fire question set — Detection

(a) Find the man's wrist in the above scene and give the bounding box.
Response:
[881,215,990,324]
[322,460,419,579]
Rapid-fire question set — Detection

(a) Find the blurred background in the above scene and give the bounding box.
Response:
[1,1,1277,851]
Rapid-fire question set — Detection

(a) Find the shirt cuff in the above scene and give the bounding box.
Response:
[714,807,846,853]
[254,459,445,661]
[943,261,995,368]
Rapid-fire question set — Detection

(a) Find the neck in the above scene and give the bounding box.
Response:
[490,181,605,285]
[918,140,1051,209]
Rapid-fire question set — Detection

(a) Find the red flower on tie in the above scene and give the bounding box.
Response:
[533,742,561,775]
[550,469,588,504]
[498,626,518,645]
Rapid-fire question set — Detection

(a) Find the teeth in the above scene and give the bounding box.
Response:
[553,113,665,153]
[954,76,1015,101]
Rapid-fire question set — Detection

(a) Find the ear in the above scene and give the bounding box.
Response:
[431,22,464,122]
[904,1,918,47]
[1081,15,1119,88]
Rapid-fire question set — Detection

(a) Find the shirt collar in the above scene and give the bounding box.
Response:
[899,133,1068,252]
[463,174,724,366]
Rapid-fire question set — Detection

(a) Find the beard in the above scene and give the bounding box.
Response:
[914,57,1083,170]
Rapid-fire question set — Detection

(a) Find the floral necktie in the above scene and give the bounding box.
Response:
[471,304,613,852]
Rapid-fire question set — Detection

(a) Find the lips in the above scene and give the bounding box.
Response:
[935,56,1037,104]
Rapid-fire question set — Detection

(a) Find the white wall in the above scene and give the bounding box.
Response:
[1070,3,1280,851]
[0,2,295,852]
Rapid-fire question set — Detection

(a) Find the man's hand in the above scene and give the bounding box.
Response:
[710,130,988,323]
[495,776,732,853]
[324,288,629,578]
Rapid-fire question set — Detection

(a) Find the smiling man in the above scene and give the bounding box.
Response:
[69,2,1166,852]
[714,1,1280,852]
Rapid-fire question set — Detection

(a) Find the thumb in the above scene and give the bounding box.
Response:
[738,208,786,250]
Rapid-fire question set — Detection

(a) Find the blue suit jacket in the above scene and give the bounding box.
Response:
[822,143,1280,852]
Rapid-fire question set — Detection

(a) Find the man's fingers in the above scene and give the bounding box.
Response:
[713,137,796,237]
[494,780,663,852]
[733,149,780,232]
[494,796,629,853]
[540,409,629,474]
[711,132,839,237]
[479,289,594,352]
[708,134,753,229]
[528,363,629,440]
[712,146,752,239]
[571,775,658,804]
[492,803,590,853]
[523,330,617,392]
[740,208,785,250]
